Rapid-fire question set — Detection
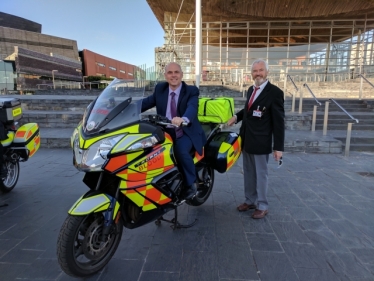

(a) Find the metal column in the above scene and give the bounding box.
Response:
[195,0,202,88]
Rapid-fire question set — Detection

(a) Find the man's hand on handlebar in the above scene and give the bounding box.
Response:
[171,117,184,127]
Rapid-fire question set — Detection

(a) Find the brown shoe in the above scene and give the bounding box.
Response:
[251,209,268,219]
[237,203,257,212]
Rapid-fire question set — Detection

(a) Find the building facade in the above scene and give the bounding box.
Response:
[0,12,82,92]
[0,12,41,33]
[80,49,137,80]
[147,0,374,87]
[0,13,79,62]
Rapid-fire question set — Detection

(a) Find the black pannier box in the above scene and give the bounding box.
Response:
[205,131,242,173]
[0,98,23,123]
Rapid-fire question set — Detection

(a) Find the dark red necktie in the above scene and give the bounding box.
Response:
[247,86,260,111]
[170,92,183,138]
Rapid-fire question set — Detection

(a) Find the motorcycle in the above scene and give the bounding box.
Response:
[0,97,41,194]
[56,79,242,277]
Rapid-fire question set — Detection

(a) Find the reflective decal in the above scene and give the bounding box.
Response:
[68,194,118,215]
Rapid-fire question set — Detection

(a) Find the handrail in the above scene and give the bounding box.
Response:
[329,98,359,123]
[287,75,298,91]
[287,75,299,113]
[303,83,321,106]
[358,74,374,88]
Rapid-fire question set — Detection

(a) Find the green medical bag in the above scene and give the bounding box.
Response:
[198,97,234,124]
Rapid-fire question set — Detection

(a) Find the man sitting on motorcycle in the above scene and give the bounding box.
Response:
[141,62,207,200]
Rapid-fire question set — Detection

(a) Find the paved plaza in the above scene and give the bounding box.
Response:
[0,148,374,281]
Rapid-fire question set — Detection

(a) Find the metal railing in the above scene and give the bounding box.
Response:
[37,81,83,90]
[303,83,321,131]
[282,72,354,91]
[37,81,106,90]
[287,75,298,112]
[323,98,359,157]
[358,74,374,100]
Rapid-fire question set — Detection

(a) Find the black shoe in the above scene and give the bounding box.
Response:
[184,183,197,200]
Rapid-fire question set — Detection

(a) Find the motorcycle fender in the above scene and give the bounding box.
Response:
[68,193,120,218]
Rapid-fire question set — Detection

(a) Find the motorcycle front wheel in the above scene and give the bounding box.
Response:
[0,160,19,193]
[57,213,123,278]
[187,166,215,206]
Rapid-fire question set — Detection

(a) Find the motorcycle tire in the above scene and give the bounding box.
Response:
[57,213,123,278]
[187,166,215,206]
[0,160,19,193]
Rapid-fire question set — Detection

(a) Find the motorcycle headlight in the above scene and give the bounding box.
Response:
[73,134,126,172]
[125,136,159,152]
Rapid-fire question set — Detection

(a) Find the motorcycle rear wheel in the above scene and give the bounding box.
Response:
[57,213,123,278]
[0,160,19,193]
[187,166,215,206]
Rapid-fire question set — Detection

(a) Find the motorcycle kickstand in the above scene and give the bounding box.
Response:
[155,207,198,230]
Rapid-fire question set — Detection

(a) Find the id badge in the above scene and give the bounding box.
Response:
[253,110,262,117]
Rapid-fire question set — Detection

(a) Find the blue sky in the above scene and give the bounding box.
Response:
[1,0,165,67]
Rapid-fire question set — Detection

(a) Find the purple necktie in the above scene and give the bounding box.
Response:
[170,92,183,138]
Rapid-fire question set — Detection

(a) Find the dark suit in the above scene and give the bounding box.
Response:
[141,81,206,186]
[236,81,285,210]
[237,82,285,154]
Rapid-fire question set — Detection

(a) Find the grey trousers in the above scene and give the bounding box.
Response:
[242,150,269,211]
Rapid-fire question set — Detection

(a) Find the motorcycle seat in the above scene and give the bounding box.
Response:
[201,123,218,139]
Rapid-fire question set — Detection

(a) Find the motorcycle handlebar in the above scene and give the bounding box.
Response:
[157,121,188,127]
[147,114,189,127]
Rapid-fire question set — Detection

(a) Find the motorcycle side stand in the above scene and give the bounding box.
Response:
[155,206,197,230]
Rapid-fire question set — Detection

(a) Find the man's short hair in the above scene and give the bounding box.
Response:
[251,59,269,71]
[164,62,183,73]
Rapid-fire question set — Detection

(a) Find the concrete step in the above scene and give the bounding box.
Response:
[294,103,373,112]
[324,130,374,152]
[14,94,251,112]
[335,137,374,145]
[20,111,83,128]
[293,100,371,106]
[342,144,374,152]
[301,107,373,113]
[314,112,374,119]
[13,95,374,114]
[315,124,374,130]
[315,119,374,124]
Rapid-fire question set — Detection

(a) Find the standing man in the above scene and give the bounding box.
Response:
[141,62,206,200]
[227,59,285,219]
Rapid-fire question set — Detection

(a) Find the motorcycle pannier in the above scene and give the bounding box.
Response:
[205,131,241,173]
[0,97,22,124]
[198,97,234,124]
[13,123,41,158]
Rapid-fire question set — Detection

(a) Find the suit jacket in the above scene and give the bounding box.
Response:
[236,81,285,154]
[141,81,206,155]
[0,122,7,141]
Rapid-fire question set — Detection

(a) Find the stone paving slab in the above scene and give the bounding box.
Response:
[0,148,374,281]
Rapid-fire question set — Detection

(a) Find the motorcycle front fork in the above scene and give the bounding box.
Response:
[97,172,120,241]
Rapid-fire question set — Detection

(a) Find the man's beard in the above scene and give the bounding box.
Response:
[254,76,265,86]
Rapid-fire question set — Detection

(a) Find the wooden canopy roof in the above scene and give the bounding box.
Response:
[147,0,374,47]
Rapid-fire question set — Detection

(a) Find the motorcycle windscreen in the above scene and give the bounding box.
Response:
[82,79,144,135]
